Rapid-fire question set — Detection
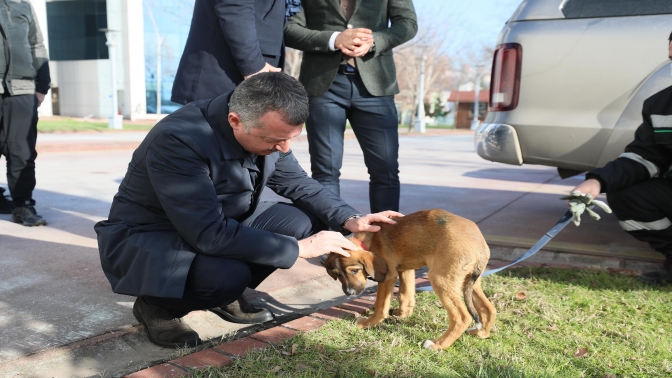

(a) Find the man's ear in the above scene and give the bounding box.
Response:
[228,112,243,131]
[360,251,388,282]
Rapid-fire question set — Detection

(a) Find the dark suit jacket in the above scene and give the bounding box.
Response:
[171,0,286,104]
[284,0,417,97]
[94,93,358,298]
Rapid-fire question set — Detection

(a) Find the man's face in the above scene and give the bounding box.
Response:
[228,110,303,155]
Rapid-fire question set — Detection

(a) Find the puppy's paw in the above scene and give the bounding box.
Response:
[391,308,412,318]
[466,327,490,339]
[422,339,440,350]
[355,317,369,329]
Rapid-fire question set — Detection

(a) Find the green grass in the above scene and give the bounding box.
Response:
[37,118,153,132]
[195,267,672,377]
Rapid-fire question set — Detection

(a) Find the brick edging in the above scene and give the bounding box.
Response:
[123,290,383,377]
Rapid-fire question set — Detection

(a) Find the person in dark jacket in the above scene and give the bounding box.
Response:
[0,0,50,226]
[171,0,286,105]
[95,73,401,348]
[285,0,417,213]
[570,33,672,285]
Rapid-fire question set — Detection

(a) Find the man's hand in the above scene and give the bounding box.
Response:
[244,62,282,79]
[560,185,612,227]
[35,92,46,108]
[334,28,373,52]
[338,41,373,57]
[344,211,404,233]
[297,231,357,259]
[571,178,601,199]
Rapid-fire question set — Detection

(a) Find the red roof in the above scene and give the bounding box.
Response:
[447,91,489,103]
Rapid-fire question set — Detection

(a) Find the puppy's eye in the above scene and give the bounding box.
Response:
[350,269,360,275]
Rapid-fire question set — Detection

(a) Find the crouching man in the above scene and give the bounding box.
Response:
[95,73,401,348]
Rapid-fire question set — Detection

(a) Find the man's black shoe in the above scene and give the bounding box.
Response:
[132,297,201,348]
[11,203,47,227]
[210,295,274,324]
[637,269,672,285]
[637,255,672,286]
[0,188,13,214]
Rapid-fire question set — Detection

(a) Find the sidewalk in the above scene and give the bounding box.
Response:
[0,129,661,377]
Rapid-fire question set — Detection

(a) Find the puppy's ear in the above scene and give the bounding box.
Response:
[361,251,388,282]
[324,253,339,281]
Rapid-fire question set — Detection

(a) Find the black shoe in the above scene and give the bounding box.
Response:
[637,269,672,285]
[637,256,672,286]
[210,295,274,324]
[0,188,13,214]
[132,297,201,348]
[11,203,47,226]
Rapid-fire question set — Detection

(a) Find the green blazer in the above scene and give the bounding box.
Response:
[285,0,417,97]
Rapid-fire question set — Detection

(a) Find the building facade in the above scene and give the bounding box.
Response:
[34,0,192,120]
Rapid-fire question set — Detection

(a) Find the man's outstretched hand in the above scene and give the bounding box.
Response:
[560,190,612,226]
[344,211,404,233]
[297,231,357,259]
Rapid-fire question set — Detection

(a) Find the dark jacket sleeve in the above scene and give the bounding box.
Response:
[284,5,336,53]
[216,0,267,76]
[587,97,672,192]
[35,62,50,94]
[266,150,360,229]
[146,130,299,269]
[370,0,418,56]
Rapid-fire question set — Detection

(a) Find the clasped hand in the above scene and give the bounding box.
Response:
[335,27,374,57]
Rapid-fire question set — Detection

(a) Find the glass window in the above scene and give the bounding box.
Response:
[562,0,672,19]
[46,0,108,61]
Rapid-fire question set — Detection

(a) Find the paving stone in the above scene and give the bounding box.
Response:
[214,337,269,357]
[312,306,360,321]
[249,326,298,345]
[125,363,189,378]
[171,349,233,370]
[281,316,326,332]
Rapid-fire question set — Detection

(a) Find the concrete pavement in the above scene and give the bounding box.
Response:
[0,128,661,377]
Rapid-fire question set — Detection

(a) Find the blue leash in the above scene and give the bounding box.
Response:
[416,210,574,291]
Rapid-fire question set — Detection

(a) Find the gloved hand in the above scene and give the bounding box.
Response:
[559,191,612,226]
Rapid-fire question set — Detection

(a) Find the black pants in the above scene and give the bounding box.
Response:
[306,72,400,213]
[607,178,672,257]
[0,94,38,205]
[144,202,327,315]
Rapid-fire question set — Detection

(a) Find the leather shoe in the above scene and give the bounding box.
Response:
[637,268,672,286]
[638,256,672,286]
[210,295,274,324]
[133,297,201,348]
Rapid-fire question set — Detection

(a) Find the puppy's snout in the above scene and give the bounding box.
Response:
[345,287,357,296]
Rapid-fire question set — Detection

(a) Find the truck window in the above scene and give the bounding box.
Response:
[562,0,672,19]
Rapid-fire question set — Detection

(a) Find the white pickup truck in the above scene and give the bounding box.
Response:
[475,0,672,177]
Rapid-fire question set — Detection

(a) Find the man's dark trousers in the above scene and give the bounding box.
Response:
[0,93,38,205]
[607,178,672,257]
[144,202,327,316]
[306,72,400,213]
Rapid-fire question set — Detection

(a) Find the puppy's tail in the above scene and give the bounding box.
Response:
[463,267,482,330]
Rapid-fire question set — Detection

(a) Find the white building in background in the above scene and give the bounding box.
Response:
[33,0,153,120]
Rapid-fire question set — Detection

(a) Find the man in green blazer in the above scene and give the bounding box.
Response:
[285,0,417,213]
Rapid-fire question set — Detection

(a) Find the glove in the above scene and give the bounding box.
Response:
[559,191,612,227]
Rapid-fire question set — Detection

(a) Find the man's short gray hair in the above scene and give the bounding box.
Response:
[229,73,309,132]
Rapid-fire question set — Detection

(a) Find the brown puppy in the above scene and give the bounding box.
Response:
[324,209,496,350]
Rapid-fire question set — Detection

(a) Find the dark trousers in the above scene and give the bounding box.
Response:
[0,94,38,205]
[607,178,672,257]
[306,72,400,213]
[144,202,327,315]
